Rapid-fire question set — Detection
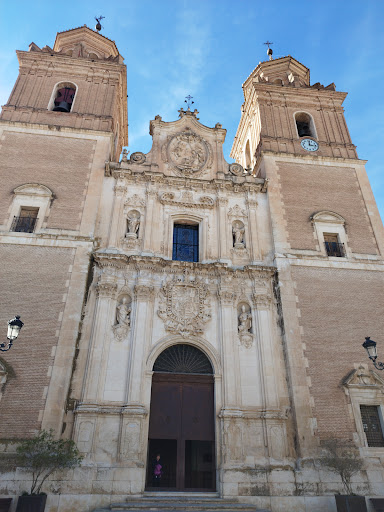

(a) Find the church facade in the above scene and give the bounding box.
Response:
[1,26,384,512]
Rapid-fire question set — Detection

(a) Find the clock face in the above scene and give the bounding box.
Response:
[301,138,319,152]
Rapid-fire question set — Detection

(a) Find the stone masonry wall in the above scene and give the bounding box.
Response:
[292,265,384,440]
[0,244,75,437]
[276,162,378,254]
[0,131,95,231]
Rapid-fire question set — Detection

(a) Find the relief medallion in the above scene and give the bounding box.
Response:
[162,131,211,177]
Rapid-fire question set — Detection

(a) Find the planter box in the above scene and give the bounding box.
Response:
[335,495,367,512]
[16,495,47,512]
[0,499,12,512]
[371,498,384,512]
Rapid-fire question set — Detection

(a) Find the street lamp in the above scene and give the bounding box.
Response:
[362,337,384,371]
[0,316,24,352]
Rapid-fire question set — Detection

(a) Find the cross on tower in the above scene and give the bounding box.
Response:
[184,95,194,109]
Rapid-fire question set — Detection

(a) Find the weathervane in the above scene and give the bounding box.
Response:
[95,15,105,32]
[184,95,194,109]
[264,41,273,60]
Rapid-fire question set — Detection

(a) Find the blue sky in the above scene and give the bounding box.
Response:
[1,0,383,217]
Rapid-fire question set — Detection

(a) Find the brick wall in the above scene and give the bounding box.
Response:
[0,245,74,438]
[276,162,378,254]
[0,131,95,230]
[292,266,384,439]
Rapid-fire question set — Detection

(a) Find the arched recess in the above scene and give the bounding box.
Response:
[48,81,78,113]
[146,342,216,492]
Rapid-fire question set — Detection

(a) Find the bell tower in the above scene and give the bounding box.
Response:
[0,26,127,440]
[232,54,384,458]
[1,25,128,159]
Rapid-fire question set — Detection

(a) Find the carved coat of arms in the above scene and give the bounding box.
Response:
[162,131,211,177]
[158,277,211,337]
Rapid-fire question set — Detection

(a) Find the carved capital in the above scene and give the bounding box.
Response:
[135,284,155,300]
[252,293,272,309]
[96,282,118,298]
[217,197,228,206]
[218,289,236,306]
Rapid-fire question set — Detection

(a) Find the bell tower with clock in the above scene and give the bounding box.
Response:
[231,54,384,461]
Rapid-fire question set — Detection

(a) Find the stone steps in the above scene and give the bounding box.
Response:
[94,496,268,512]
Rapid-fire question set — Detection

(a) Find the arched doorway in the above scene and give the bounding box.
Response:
[146,344,215,491]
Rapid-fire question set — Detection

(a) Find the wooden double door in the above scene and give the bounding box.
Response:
[146,372,215,491]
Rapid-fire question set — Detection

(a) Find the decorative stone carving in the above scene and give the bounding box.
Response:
[96,282,118,298]
[218,289,236,306]
[162,131,211,177]
[130,152,146,164]
[113,296,131,341]
[232,221,245,248]
[135,284,155,300]
[238,303,253,348]
[252,293,272,309]
[159,191,215,209]
[228,204,247,218]
[158,275,211,337]
[343,366,384,389]
[126,210,140,239]
[229,163,244,176]
[124,194,145,208]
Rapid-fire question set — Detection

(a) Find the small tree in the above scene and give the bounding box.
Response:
[16,429,83,495]
[319,439,364,495]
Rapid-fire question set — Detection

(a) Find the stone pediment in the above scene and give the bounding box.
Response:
[343,366,384,389]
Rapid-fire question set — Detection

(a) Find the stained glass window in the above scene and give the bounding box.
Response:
[172,224,199,262]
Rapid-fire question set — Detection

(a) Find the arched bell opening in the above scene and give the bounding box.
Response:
[146,344,216,492]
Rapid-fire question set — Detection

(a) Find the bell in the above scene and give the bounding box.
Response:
[53,101,71,113]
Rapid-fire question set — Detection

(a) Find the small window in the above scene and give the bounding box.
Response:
[295,112,316,138]
[360,405,384,447]
[324,233,345,257]
[11,208,39,233]
[245,140,251,169]
[172,224,199,262]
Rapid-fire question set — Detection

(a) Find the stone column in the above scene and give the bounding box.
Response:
[247,196,261,262]
[108,178,127,247]
[217,197,229,262]
[81,276,117,403]
[142,189,157,255]
[218,288,240,407]
[252,292,280,409]
[127,283,155,404]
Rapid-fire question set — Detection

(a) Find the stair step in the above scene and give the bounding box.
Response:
[104,499,264,512]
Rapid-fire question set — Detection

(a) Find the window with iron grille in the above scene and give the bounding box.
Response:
[11,208,39,233]
[360,405,384,447]
[172,224,199,262]
[324,233,345,257]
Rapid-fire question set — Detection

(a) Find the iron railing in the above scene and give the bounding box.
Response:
[324,241,345,257]
[11,216,38,233]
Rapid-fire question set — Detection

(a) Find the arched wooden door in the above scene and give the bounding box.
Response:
[146,344,215,491]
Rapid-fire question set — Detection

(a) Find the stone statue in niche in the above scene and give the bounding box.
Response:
[113,296,131,341]
[238,304,253,348]
[126,210,140,239]
[238,305,252,334]
[232,221,245,248]
[116,297,131,326]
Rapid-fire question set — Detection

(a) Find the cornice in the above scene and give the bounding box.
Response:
[252,83,347,102]
[260,148,364,166]
[0,118,113,139]
[104,162,267,194]
[93,251,276,277]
